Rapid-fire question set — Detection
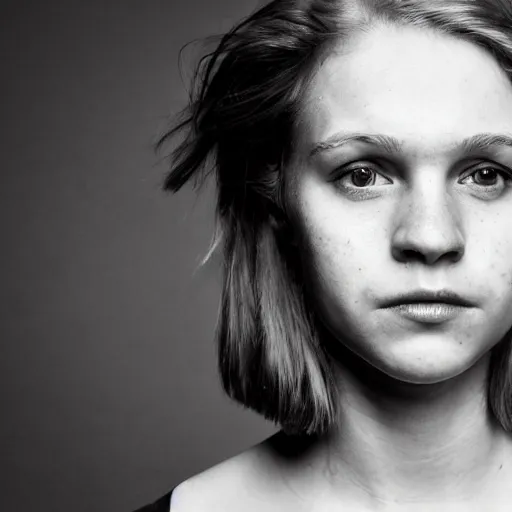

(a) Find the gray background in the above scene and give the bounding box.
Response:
[1,2,277,511]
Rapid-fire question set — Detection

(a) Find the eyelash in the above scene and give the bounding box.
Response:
[464,166,512,188]
[334,162,512,192]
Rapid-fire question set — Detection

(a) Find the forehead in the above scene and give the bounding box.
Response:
[296,24,512,159]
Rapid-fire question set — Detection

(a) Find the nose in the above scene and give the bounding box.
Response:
[391,179,465,266]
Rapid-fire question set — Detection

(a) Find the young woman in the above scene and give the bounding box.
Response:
[136,0,512,510]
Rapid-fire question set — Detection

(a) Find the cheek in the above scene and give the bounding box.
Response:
[472,217,512,300]
[292,181,385,302]
[296,210,378,320]
[484,251,512,323]
[299,233,382,347]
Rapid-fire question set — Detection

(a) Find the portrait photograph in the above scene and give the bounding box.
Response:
[4,1,512,511]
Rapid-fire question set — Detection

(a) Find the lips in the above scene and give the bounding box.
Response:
[388,302,468,323]
[381,289,476,308]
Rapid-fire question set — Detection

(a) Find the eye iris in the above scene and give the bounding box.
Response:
[351,167,374,187]
[474,168,498,186]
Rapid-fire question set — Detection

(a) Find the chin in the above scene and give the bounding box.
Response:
[374,347,482,386]
[322,318,490,387]
[382,365,468,385]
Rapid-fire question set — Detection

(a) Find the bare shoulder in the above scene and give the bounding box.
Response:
[170,430,313,511]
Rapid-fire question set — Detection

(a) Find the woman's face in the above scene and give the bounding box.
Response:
[286,24,512,384]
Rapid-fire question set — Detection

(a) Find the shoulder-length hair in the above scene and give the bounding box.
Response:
[158,0,512,436]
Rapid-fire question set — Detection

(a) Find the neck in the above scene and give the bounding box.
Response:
[315,338,512,508]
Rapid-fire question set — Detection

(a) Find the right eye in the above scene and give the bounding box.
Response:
[334,163,393,189]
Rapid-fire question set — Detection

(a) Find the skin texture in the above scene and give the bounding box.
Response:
[174,22,512,512]
[289,23,512,386]
[281,22,512,510]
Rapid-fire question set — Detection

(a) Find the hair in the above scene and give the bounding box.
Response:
[157,0,512,436]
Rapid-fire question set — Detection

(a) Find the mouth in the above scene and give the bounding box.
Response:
[381,290,476,309]
[385,302,470,323]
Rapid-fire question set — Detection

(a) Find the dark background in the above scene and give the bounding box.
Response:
[1,2,277,511]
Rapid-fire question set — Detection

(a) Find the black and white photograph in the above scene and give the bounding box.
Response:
[3,1,512,511]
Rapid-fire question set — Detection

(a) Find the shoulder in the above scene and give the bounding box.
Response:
[169,443,271,511]
[170,431,311,511]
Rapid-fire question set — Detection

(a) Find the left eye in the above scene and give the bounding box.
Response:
[462,166,512,187]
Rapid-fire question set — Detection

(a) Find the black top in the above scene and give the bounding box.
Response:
[132,489,173,512]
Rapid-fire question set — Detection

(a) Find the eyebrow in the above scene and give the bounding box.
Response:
[309,132,512,158]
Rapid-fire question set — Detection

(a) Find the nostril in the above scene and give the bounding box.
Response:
[398,248,463,266]
[401,249,424,262]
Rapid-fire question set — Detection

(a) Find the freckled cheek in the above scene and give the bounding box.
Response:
[492,254,512,318]
[299,227,372,305]
[450,226,512,331]
[292,190,384,301]
[300,240,379,338]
